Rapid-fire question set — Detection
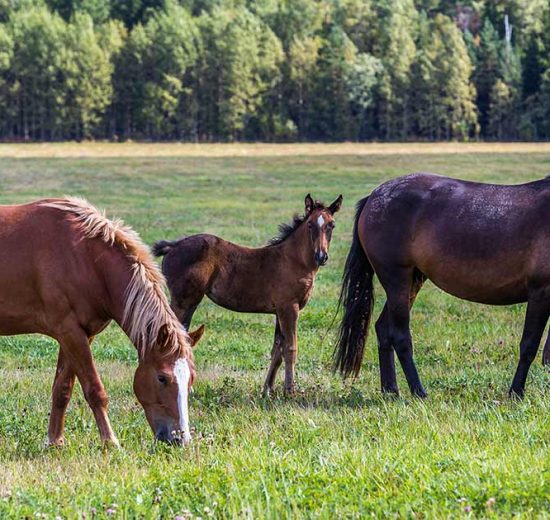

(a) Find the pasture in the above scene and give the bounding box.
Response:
[0,143,550,518]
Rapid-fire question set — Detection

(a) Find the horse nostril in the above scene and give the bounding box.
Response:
[315,251,328,266]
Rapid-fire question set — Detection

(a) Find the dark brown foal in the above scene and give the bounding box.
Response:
[154,194,342,395]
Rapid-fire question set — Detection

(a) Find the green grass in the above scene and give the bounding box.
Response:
[1,147,550,518]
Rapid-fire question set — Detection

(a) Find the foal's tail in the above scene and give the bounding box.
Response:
[152,239,180,257]
[333,196,374,378]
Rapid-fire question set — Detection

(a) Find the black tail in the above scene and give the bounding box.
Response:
[333,196,374,378]
[152,239,180,257]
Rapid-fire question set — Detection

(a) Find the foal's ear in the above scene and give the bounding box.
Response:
[304,193,314,214]
[188,324,205,347]
[328,194,343,214]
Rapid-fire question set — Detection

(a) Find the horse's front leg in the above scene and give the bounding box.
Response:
[510,298,549,397]
[57,326,119,446]
[47,349,76,446]
[263,318,283,397]
[278,304,299,395]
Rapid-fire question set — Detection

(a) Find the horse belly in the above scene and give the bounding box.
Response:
[0,262,46,334]
[414,243,529,305]
[208,277,276,314]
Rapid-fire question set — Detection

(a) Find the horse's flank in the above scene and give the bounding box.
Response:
[41,197,191,360]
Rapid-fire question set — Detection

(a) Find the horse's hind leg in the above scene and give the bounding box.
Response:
[375,305,398,394]
[47,349,76,446]
[381,267,427,398]
[510,298,550,397]
[541,329,550,366]
[376,269,425,395]
[263,318,283,396]
[172,300,202,330]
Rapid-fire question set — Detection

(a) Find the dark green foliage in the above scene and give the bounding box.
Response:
[0,0,549,141]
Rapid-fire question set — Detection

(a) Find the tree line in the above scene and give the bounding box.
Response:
[0,0,549,142]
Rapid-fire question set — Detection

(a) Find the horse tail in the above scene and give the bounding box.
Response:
[333,196,374,378]
[152,239,181,257]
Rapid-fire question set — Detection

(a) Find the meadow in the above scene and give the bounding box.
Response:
[0,144,550,518]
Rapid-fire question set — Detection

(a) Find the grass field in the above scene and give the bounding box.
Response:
[1,144,550,518]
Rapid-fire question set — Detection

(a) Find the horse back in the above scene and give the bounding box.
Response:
[361,174,550,304]
[0,201,115,335]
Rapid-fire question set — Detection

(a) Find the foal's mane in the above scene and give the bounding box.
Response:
[268,200,326,246]
[40,197,192,360]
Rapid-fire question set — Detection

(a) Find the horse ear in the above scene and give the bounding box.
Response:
[305,194,314,214]
[156,323,170,347]
[328,194,343,214]
[188,324,205,347]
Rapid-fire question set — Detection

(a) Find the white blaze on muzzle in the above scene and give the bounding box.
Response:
[173,358,191,445]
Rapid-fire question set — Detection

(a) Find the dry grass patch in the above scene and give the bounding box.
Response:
[1,141,550,158]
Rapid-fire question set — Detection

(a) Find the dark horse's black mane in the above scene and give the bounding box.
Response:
[268,200,326,246]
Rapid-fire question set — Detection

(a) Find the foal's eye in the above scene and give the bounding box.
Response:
[307,222,313,229]
[157,375,168,385]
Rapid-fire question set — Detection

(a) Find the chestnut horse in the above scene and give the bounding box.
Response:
[0,197,203,446]
[153,194,342,395]
[335,173,550,398]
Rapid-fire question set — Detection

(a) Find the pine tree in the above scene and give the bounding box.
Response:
[373,0,418,140]
[114,1,199,139]
[414,13,478,140]
[62,12,115,139]
[197,6,283,140]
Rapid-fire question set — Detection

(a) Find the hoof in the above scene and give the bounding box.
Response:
[102,437,121,449]
[508,388,524,400]
[284,386,296,397]
[45,438,65,448]
[262,386,274,398]
[381,386,400,396]
[412,387,428,399]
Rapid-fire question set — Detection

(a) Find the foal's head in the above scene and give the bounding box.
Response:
[133,325,204,445]
[304,194,343,266]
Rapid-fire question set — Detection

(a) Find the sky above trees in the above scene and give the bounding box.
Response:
[0,0,548,141]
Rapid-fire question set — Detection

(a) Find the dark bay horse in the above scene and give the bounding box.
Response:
[153,194,342,395]
[335,173,550,398]
[0,197,203,446]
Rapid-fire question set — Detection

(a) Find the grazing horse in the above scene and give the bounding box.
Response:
[153,194,343,395]
[335,173,550,398]
[0,197,203,446]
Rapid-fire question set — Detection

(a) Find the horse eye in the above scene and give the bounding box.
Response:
[307,222,313,229]
[157,374,168,385]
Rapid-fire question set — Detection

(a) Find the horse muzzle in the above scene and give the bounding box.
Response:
[315,251,329,266]
[155,425,190,446]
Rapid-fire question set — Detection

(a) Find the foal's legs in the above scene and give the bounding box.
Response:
[171,296,204,329]
[57,326,118,445]
[47,349,76,446]
[376,270,425,395]
[277,304,300,395]
[509,298,550,397]
[381,267,427,398]
[262,318,283,396]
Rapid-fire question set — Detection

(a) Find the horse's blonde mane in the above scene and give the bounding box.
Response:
[40,197,192,361]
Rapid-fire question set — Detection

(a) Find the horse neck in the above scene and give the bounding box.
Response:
[100,248,134,331]
[277,223,317,273]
